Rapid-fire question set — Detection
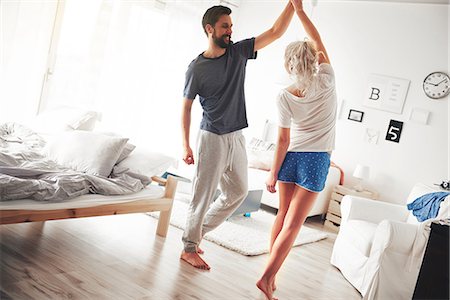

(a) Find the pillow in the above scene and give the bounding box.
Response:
[247,149,274,171]
[28,106,99,134]
[247,137,275,171]
[45,130,128,176]
[117,142,136,163]
[98,131,136,164]
[115,148,178,178]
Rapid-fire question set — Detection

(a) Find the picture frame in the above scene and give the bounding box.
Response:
[385,119,404,143]
[365,128,380,145]
[363,74,410,114]
[348,109,364,122]
[409,108,430,125]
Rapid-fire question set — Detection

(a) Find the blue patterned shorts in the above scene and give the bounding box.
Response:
[277,152,331,192]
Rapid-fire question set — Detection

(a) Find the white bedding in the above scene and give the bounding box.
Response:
[0,185,165,210]
[0,123,177,202]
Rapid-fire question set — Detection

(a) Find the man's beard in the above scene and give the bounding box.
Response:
[213,32,231,49]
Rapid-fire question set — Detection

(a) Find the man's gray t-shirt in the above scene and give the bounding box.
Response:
[183,38,257,135]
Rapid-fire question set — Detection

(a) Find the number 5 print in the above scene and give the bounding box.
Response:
[385,120,403,143]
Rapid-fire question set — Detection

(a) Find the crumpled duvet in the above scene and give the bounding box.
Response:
[0,123,148,201]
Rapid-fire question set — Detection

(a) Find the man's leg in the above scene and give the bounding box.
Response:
[202,132,248,236]
[181,130,227,269]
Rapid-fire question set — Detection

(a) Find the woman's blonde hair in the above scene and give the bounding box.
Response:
[284,40,319,91]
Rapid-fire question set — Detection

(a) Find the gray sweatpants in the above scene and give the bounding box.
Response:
[182,129,248,253]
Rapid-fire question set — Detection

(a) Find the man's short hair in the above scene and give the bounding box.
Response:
[202,5,232,36]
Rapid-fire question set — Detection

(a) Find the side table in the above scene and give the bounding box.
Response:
[324,185,379,232]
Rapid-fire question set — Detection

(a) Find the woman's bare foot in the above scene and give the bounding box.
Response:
[257,278,277,300]
[180,251,210,270]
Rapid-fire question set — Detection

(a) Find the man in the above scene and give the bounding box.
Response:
[181,3,294,270]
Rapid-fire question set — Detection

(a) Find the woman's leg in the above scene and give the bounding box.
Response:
[270,182,296,251]
[269,182,295,291]
[257,185,318,300]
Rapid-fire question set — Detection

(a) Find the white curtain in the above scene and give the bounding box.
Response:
[0,1,57,122]
[39,0,222,155]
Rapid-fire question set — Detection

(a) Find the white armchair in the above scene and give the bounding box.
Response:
[330,183,444,300]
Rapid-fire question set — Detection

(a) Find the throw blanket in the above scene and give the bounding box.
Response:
[407,192,450,222]
[0,123,147,201]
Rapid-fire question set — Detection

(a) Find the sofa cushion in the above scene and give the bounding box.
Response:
[247,137,275,171]
[342,220,378,257]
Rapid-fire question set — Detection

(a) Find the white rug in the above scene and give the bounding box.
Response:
[149,195,328,256]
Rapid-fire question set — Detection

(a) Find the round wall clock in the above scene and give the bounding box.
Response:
[423,71,450,99]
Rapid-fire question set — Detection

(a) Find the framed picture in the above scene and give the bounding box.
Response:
[365,128,380,145]
[348,109,364,122]
[363,74,410,114]
[385,119,404,143]
[409,108,430,125]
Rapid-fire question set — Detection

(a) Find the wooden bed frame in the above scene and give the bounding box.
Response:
[0,176,178,237]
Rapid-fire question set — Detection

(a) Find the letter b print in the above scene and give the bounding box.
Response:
[369,87,380,101]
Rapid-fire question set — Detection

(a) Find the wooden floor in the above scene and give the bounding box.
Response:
[0,206,361,300]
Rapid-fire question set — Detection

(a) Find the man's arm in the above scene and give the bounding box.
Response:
[181,98,195,165]
[254,2,294,51]
[291,0,330,64]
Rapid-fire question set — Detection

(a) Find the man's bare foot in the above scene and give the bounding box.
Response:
[197,247,204,254]
[257,278,277,300]
[180,251,210,270]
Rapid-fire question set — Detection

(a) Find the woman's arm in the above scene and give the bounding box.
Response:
[266,127,290,193]
[290,0,330,64]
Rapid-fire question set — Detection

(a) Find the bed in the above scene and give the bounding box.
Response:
[0,109,179,237]
[0,175,177,237]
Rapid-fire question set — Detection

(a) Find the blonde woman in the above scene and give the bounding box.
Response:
[256,0,337,299]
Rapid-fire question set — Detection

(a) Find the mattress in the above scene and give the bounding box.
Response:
[0,185,165,211]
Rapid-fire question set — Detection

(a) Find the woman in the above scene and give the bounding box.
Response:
[256,1,337,299]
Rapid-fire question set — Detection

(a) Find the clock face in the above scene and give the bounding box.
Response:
[423,72,450,99]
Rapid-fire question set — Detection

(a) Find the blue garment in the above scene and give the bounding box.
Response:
[277,152,331,193]
[183,38,257,135]
[407,192,450,222]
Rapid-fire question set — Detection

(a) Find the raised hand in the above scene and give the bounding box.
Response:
[290,0,304,11]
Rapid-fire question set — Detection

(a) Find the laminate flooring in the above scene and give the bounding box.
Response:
[0,207,361,300]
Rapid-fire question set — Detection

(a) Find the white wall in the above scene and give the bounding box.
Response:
[234,1,449,204]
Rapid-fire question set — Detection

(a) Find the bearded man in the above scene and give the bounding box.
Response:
[180,3,294,270]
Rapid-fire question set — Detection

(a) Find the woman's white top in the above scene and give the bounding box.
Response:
[277,63,337,152]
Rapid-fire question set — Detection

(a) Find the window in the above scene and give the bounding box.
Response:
[0,1,57,121]
[38,0,211,154]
